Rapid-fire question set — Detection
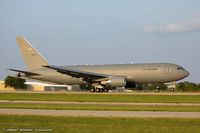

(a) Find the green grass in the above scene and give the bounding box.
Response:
[0,103,200,112]
[0,115,200,133]
[0,93,200,103]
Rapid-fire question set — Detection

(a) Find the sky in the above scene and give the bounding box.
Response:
[0,0,200,83]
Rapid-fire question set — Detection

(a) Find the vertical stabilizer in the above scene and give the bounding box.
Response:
[16,37,49,70]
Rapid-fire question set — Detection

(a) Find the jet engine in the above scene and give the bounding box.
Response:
[101,77,126,87]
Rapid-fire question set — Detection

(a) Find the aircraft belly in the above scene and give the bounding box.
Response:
[129,71,174,83]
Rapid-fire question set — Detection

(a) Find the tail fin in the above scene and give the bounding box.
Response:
[16,37,49,70]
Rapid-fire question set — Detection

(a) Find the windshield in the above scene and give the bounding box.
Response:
[177,66,184,71]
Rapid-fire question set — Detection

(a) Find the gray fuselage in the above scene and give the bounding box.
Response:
[29,63,189,85]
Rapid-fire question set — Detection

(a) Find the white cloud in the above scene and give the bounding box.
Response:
[163,23,187,33]
[142,18,200,33]
[142,25,155,33]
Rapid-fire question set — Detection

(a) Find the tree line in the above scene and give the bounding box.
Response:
[134,82,200,92]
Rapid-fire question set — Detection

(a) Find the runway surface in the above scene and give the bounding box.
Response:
[0,100,200,106]
[0,108,200,118]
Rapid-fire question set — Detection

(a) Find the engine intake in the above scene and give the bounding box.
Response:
[101,77,126,87]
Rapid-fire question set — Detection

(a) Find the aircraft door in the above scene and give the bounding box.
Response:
[164,66,169,74]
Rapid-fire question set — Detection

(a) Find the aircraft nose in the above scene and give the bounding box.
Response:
[176,65,189,80]
[183,70,190,78]
[185,70,190,77]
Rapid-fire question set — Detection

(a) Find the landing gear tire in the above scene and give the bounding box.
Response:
[104,88,109,92]
[90,88,95,92]
[95,88,100,92]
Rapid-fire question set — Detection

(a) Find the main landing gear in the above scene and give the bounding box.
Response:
[90,86,109,93]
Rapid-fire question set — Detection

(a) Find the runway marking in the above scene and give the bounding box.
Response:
[0,109,200,118]
[0,100,200,106]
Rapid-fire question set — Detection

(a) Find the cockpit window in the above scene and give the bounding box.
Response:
[177,66,184,70]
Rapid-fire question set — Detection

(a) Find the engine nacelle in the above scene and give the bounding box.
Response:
[101,77,126,87]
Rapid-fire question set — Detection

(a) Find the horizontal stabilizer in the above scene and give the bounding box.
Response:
[9,69,40,76]
[8,75,28,80]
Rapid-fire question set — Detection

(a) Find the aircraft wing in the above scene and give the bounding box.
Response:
[43,65,110,82]
[9,69,41,76]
